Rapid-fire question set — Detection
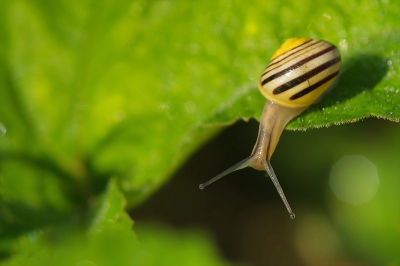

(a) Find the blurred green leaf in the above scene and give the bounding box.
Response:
[136,224,233,266]
[3,180,230,266]
[3,180,145,266]
[0,180,231,265]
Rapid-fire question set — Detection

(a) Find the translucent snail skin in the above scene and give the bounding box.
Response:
[199,38,341,219]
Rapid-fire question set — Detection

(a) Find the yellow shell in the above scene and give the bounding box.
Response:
[259,37,341,108]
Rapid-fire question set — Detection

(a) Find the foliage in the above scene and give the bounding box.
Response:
[0,0,399,265]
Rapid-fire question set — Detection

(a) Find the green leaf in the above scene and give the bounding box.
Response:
[287,33,400,129]
[1,0,399,212]
[0,0,399,264]
[135,224,232,266]
[3,180,230,266]
[3,180,144,266]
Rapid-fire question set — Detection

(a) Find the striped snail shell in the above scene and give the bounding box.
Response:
[199,38,341,219]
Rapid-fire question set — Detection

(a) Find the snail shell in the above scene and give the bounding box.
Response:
[260,37,341,108]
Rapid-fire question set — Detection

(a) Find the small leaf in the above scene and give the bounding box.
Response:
[3,180,145,266]
[89,178,133,233]
[135,223,232,266]
[3,180,231,266]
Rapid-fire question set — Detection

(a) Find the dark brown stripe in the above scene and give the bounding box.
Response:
[290,71,339,100]
[263,40,318,75]
[261,41,327,77]
[262,45,337,86]
[272,56,341,95]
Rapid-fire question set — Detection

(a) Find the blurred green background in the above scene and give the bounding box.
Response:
[0,0,399,265]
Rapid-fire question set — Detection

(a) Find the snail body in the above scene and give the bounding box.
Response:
[199,38,341,219]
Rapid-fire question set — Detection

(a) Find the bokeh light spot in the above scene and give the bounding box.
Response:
[330,155,379,205]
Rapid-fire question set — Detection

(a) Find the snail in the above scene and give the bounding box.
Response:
[199,37,341,219]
